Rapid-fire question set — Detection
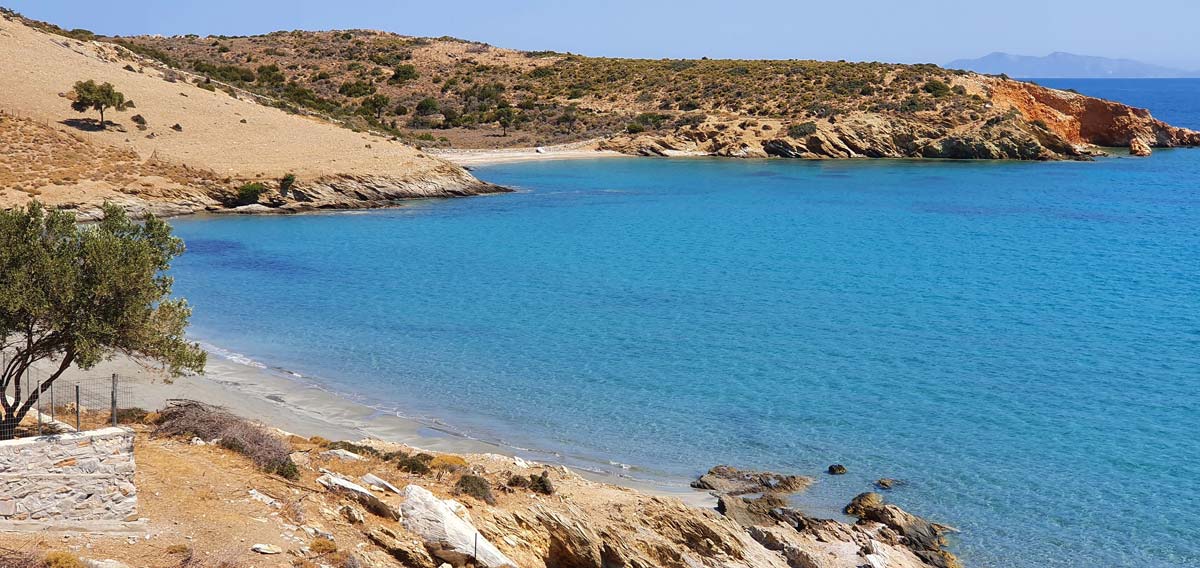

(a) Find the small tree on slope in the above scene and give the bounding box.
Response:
[70,80,129,129]
[0,203,206,439]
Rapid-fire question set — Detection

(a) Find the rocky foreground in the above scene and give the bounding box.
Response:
[4,401,961,568]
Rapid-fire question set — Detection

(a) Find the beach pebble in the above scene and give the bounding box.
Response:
[251,543,282,554]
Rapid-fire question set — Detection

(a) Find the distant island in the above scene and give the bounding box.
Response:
[947,52,1198,79]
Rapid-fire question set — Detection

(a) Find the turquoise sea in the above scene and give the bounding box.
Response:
[168,80,1200,568]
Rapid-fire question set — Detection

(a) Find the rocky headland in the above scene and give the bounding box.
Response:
[600,76,1200,161]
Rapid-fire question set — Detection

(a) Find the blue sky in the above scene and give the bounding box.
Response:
[6,0,1199,69]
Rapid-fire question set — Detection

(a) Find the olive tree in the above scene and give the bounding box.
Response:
[70,80,129,129]
[0,202,205,439]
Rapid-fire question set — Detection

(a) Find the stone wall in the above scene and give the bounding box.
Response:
[0,427,136,522]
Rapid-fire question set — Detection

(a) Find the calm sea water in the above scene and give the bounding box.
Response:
[168,81,1200,568]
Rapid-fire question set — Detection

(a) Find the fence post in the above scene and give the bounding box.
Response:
[36,374,42,436]
[76,384,81,431]
[111,373,118,427]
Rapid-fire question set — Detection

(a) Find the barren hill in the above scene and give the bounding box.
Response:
[97,25,1200,160]
[0,12,503,218]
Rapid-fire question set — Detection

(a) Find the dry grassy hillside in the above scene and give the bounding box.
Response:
[98,26,985,149]
[0,10,501,217]
[87,21,1200,160]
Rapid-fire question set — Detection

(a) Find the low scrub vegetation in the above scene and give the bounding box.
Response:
[155,400,299,480]
[455,474,496,504]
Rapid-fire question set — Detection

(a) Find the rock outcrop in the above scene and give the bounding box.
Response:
[1129,137,1152,157]
[601,75,1199,162]
[400,484,517,568]
[691,464,813,495]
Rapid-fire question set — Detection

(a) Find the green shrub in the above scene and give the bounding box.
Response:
[390,64,418,84]
[455,474,496,504]
[528,471,555,495]
[393,452,433,474]
[787,121,817,138]
[922,79,952,97]
[256,64,286,85]
[415,97,440,115]
[625,122,645,134]
[338,80,376,98]
[236,182,266,205]
[506,471,555,495]
[326,440,382,458]
[279,173,296,196]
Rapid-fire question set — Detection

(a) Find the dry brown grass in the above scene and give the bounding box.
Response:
[155,400,297,478]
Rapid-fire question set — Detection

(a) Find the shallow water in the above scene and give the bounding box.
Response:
[168,81,1200,568]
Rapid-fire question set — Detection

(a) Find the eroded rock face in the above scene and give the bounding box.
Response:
[601,76,1199,162]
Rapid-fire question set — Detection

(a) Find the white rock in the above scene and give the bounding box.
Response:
[512,457,530,469]
[444,499,473,523]
[316,474,399,520]
[361,473,401,495]
[83,560,132,568]
[189,437,205,446]
[400,485,516,568]
[251,543,283,554]
[321,448,364,461]
[866,553,888,568]
[248,489,281,508]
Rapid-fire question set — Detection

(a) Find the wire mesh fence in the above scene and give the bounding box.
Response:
[1,349,135,440]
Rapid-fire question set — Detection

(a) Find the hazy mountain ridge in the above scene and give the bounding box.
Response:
[948,52,1199,78]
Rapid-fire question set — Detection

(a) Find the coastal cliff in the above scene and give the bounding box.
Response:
[600,75,1200,160]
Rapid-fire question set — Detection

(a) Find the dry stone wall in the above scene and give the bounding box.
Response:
[0,427,136,522]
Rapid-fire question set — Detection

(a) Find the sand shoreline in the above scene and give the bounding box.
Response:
[43,344,715,507]
[429,139,626,166]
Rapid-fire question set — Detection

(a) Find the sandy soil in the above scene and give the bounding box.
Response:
[0,15,471,182]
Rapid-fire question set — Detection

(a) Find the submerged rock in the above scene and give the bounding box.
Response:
[876,478,900,490]
[828,464,848,475]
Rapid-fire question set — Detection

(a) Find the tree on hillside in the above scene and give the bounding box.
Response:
[0,203,206,439]
[495,106,518,136]
[70,80,129,129]
[359,94,391,121]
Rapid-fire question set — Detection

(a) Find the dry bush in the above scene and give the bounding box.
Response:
[454,474,496,505]
[155,400,298,479]
[41,552,83,568]
[174,549,246,568]
[430,454,467,471]
[309,538,337,554]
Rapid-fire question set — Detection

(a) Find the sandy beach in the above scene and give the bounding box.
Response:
[430,139,625,166]
[39,347,714,507]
